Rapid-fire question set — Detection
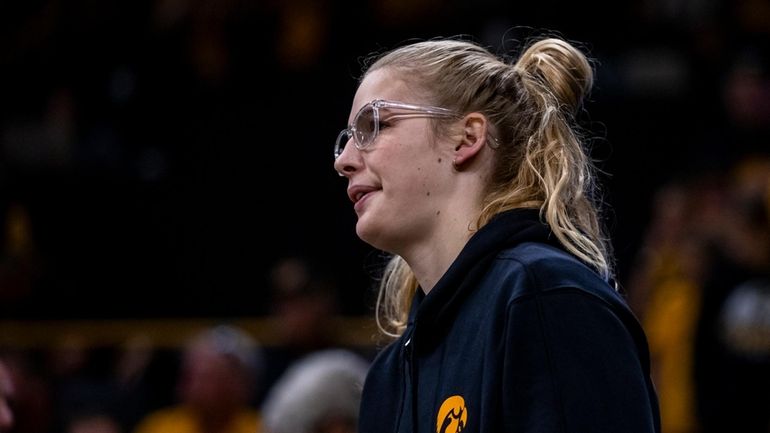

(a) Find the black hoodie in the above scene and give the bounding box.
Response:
[359,209,661,433]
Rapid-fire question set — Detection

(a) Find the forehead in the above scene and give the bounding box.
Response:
[350,68,417,118]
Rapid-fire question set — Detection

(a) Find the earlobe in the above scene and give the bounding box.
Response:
[453,113,489,169]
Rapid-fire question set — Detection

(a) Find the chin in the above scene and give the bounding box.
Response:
[355,217,392,252]
[355,218,379,247]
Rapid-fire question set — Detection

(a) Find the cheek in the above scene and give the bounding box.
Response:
[384,162,449,223]
[382,163,429,200]
[400,152,450,193]
[378,137,441,177]
[366,128,451,205]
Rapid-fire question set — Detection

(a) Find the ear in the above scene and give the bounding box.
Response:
[453,113,490,169]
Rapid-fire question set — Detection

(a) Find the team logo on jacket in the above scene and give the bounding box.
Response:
[436,395,467,433]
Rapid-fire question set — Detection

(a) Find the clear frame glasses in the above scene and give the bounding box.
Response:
[334,99,460,159]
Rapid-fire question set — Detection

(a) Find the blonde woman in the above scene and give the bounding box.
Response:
[333,35,660,433]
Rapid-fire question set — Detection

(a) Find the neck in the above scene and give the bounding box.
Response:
[395,150,491,294]
[402,205,481,294]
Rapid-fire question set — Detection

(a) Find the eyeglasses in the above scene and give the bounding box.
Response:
[334,99,460,159]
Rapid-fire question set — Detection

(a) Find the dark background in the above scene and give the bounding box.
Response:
[0,0,768,319]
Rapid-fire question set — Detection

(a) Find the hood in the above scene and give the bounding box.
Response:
[409,208,562,347]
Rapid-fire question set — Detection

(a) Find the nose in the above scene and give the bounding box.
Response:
[333,139,361,177]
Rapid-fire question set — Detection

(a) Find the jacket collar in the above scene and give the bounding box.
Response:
[408,208,560,347]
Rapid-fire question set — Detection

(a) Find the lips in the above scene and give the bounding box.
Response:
[347,184,380,211]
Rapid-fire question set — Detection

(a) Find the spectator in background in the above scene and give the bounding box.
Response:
[693,154,770,433]
[0,358,15,432]
[109,335,156,433]
[268,256,338,352]
[626,179,713,433]
[261,349,369,433]
[1,351,53,433]
[258,256,340,405]
[41,332,158,433]
[47,333,109,432]
[132,325,264,433]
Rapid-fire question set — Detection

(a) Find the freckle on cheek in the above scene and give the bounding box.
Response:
[438,158,442,163]
[426,191,430,196]
[436,210,440,215]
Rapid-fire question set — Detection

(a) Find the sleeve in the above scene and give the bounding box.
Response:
[502,288,659,433]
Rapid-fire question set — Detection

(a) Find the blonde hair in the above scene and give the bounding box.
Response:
[366,36,613,337]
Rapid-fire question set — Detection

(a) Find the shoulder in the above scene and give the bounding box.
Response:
[484,242,623,307]
[492,243,653,366]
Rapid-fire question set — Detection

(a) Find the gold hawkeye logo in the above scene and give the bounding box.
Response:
[436,395,467,433]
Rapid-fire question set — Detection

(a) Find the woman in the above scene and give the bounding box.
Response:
[333,35,661,433]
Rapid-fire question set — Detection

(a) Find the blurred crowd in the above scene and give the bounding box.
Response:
[628,154,770,433]
[0,255,376,433]
[0,328,371,433]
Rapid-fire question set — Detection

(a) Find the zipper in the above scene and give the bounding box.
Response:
[394,327,415,433]
[407,329,419,433]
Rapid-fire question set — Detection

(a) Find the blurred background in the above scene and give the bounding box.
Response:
[0,0,768,432]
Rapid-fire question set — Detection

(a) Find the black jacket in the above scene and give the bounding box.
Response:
[359,209,661,433]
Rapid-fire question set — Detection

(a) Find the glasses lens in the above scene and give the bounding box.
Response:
[335,130,351,158]
[354,104,377,148]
